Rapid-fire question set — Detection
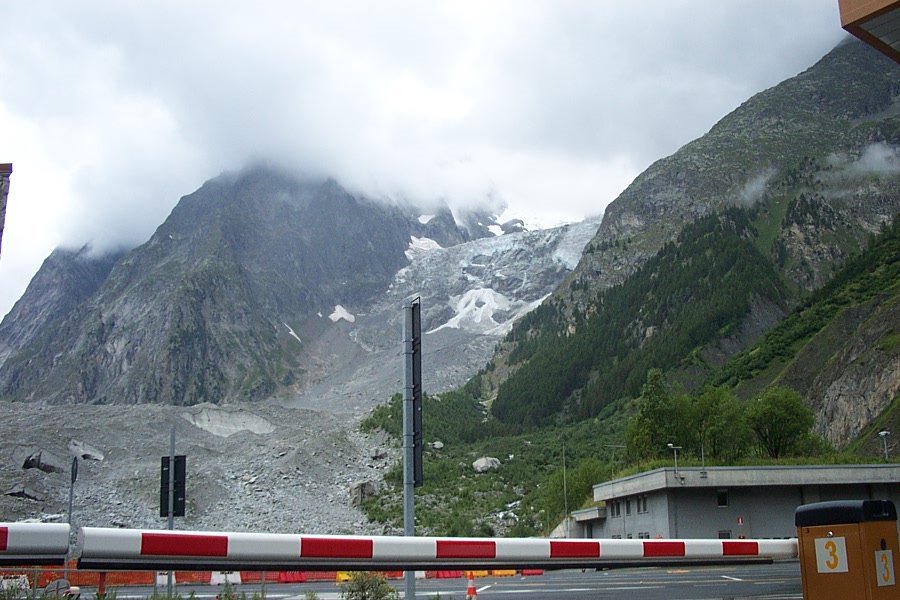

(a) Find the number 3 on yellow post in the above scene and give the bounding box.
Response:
[815,537,849,573]
[875,550,895,587]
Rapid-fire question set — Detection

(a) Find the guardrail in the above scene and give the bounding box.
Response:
[0,523,70,566]
[77,527,799,571]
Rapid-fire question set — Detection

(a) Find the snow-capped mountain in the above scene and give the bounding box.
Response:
[279,216,601,413]
[0,165,600,414]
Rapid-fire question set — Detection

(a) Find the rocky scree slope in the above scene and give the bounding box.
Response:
[0,401,399,534]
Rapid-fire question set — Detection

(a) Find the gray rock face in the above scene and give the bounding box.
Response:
[778,296,900,448]
[0,171,419,406]
[0,165,589,412]
[0,246,123,368]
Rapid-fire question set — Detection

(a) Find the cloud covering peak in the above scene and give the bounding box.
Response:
[0,1,845,317]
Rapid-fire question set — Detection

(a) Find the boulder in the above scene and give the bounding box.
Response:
[68,440,105,461]
[4,483,45,501]
[430,440,444,450]
[472,456,501,473]
[21,449,67,474]
[349,480,379,507]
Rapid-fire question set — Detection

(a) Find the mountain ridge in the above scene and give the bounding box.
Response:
[0,167,597,409]
[477,38,900,448]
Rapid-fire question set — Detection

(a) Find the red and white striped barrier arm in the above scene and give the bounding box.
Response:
[0,523,70,566]
[77,527,798,571]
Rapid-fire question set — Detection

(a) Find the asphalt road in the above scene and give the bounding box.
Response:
[93,561,802,599]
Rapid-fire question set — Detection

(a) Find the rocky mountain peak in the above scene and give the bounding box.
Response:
[0,166,594,409]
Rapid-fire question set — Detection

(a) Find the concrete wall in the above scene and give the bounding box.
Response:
[580,480,900,539]
[588,491,671,539]
[671,486,800,539]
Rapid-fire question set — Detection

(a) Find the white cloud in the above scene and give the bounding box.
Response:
[0,1,846,317]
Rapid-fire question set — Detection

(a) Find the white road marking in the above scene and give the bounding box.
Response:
[721,574,743,581]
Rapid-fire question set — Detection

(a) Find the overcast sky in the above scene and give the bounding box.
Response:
[0,1,846,318]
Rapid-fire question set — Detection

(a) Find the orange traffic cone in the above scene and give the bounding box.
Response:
[466,572,477,599]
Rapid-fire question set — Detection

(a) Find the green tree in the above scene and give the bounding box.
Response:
[626,370,692,460]
[691,387,751,462]
[746,387,815,458]
[538,457,607,524]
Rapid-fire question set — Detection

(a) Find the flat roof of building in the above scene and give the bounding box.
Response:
[593,464,900,502]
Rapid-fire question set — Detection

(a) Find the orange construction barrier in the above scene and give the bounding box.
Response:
[303,571,338,581]
[175,571,212,584]
[430,570,465,579]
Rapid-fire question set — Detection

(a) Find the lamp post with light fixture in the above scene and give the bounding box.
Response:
[878,430,890,461]
[667,443,681,476]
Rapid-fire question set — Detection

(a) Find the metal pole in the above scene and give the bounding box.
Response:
[65,456,77,581]
[168,425,175,597]
[402,302,416,600]
[562,443,569,538]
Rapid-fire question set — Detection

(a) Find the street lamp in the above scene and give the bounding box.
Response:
[667,443,681,476]
[878,430,890,461]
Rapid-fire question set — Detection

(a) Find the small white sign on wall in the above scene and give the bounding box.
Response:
[814,537,849,573]
[875,550,895,587]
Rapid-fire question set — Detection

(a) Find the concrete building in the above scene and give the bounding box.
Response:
[839,0,900,63]
[0,163,10,259]
[569,464,900,540]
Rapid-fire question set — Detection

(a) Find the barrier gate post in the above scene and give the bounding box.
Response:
[795,499,898,599]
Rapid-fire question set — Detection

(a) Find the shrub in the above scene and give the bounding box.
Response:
[340,572,400,600]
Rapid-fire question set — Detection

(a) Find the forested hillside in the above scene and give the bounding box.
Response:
[361,218,897,536]
[489,209,790,425]
[475,39,900,442]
